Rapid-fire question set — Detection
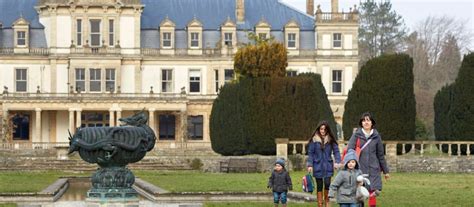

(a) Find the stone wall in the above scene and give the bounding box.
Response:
[394,156,474,173]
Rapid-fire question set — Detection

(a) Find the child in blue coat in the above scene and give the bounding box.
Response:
[307,121,341,207]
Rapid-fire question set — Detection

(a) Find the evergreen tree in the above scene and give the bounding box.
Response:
[343,54,416,141]
[359,0,407,63]
[210,75,335,155]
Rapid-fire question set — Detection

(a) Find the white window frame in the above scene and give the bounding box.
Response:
[286,70,298,77]
[332,70,343,94]
[189,69,201,93]
[287,33,296,48]
[15,68,27,92]
[161,69,173,93]
[75,68,86,92]
[108,19,114,46]
[76,19,82,46]
[190,32,199,48]
[258,33,267,40]
[333,33,342,48]
[224,33,233,46]
[105,68,115,92]
[89,68,102,92]
[162,32,172,48]
[89,19,101,47]
[17,31,26,46]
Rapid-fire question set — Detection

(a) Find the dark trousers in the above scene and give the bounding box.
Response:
[315,177,331,192]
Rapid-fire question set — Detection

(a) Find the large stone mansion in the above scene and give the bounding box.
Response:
[0,0,358,149]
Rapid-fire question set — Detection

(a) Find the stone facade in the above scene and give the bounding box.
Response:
[0,0,359,150]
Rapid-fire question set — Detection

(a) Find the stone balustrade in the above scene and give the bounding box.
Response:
[279,139,474,157]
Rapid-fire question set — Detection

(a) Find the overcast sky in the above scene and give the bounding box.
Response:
[281,0,474,48]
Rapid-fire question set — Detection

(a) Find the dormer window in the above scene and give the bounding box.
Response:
[12,17,29,48]
[90,19,101,47]
[258,33,267,39]
[190,33,199,48]
[224,33,233,46]
[187,18,203,50]
[287,33,296,48]
[255,18,271,41]
[159,17,176,51]
[163,32,172,47]
[17,31,26,46]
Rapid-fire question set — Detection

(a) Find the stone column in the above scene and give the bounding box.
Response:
[116,109,122,125]
[148,108,156,134]
[2,109,8,140]
[275,138,289,160]
[35,108,42,143]
[179,110,188,148]
[76,109,82,128]
[109,110,115,127]
[69,109,75,133]
[385,143,398,172]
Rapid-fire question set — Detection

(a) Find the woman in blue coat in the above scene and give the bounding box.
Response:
[307,121,341,207]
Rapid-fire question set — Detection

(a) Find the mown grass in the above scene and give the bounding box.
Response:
[1,171,473,206]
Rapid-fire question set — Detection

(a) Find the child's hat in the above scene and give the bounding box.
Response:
[275,158,285,168]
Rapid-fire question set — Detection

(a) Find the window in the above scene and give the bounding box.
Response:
[162,69,173,92]
[77,19,82,46]
[287,33,296,48]
[89,68,101,92]
[17,31,26,46]
[214,69,219,93]
[224,69,234,84]
[159,114,175,140]
[286,70,297,77]
[81,112,109,128]
[190,32,199,48]
[106,69,115,92]
[332,70,342,93]
[163,32,171,47]
[75,68,85,92]
[187,115,203,140]
[90,20,101,46]
[189,69,201,93]
[333,33,342,48]
[15,68,27,92]
[224,33,233,46]
[12,113,30,140]
[258,33,267,40]
[109,19,114,46]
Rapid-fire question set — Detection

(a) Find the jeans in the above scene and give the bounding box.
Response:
[340,203,358,207]
[273,191,287,204]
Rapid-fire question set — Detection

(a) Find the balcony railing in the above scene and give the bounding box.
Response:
[0,48,49,55]
[316,12,359,23]
[71,47,121,55]
[141,48,222,56]
[286,140,474,156]
[1,92,217,101]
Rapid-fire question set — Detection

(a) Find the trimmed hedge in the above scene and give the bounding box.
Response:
[210,74,335,155]
[343,54,416,142]
[434,53,474,154]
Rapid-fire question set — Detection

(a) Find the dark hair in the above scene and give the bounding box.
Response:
[358,112,376,129]
[308,121,338,146]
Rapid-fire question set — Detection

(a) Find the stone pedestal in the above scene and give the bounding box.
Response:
[275,138,289,160]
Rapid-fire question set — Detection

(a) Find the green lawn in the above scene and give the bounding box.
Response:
[0,171,473,206]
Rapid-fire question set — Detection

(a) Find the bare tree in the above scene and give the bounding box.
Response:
[415,15,472,65]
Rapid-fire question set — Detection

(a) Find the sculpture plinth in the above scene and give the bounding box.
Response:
[68,111,156,201]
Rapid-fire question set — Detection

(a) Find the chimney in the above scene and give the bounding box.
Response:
[306,0,314,16]
[331,0,339,13]
[236,0,245,22]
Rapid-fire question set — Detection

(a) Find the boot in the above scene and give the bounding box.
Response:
[317,192,323,207]
[324,190,330,207]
